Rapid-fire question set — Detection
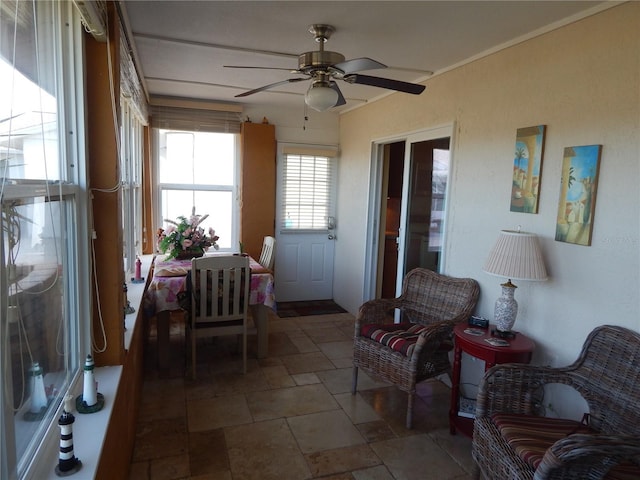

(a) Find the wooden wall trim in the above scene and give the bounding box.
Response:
[86,2,125,366]
[141,125,155,254]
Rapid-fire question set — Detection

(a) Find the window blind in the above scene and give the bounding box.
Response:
[281,153,335,230]
[120,23,148,124]
[150,100,242,134]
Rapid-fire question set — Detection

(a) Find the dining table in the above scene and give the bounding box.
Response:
[143,253,275,369]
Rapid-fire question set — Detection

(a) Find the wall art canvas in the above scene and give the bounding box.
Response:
[555,144,602,246]
[510,125,546,213]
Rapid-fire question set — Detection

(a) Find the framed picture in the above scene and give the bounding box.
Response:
[510,125,546,213]
[555,145,602,246]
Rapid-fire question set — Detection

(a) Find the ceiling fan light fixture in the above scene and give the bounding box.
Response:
[305,82,339,111]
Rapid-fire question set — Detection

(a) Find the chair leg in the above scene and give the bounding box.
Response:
[406,392,414,429]
[242,332,247,375]
[351,366,359,395]
[191,332,197,380]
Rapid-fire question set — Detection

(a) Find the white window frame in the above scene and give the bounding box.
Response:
[0,3,91,478]
[120,99,144,273]
[153,129,241,252]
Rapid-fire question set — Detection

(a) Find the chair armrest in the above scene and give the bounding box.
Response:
[354,298,403,335]
[409,320,455,361]
[476,364,572,417]
[534,434,640,480]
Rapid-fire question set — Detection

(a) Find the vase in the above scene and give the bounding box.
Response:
[494,282,518,332]
[175,248,205,260]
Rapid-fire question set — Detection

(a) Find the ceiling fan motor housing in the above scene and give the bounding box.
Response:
[298,51,345,74]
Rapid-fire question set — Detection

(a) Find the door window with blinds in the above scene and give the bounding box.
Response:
[280,149,337,231]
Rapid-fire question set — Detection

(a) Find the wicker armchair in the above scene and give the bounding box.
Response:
[352,268,479,428]
[472,324,640,480]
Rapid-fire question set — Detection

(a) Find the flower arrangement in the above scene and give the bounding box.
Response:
[157,208,219,260]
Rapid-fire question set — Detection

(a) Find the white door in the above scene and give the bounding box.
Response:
[276,232,335,301]
[274,146,337,302]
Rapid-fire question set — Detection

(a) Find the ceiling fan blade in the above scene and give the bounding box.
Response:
[224,65,297,72]
[344,74,425,95]
[235,77,308,97]
[329,81,346,107]
[332,57,386,75]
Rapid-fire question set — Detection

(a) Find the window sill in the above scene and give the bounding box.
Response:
[26,254,154,479]
[124,254,154,351]
[26,366,122,480]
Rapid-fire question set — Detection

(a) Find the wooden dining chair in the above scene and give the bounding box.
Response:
[258,235,276,271]
[185,255,251,378]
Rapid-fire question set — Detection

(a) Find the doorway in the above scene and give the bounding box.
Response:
[274,145,337,302]
[379,142,404,298]
[366,125,453,300]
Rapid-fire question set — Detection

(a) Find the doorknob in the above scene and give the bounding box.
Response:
[328,234,336,240]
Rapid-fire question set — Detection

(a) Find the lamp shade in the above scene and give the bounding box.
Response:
[305,83,338,111]
[483,230,547,281]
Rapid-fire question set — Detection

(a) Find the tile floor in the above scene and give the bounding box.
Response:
[129,311,475,480]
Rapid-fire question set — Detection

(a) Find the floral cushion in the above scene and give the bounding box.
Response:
[492,413,640,479]
[360,322,432,357]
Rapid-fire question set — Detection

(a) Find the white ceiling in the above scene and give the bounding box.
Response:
[120,1,607,113]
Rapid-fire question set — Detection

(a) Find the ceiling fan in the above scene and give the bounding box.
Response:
[226,24,426,111]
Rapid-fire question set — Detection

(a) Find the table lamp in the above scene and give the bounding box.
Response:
[483,229,547,337]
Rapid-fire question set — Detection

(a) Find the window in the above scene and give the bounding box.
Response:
[280,152,336,231]
[120,99,144,272]
[119,24,147,271]
[1,2,88,478]
[156,130,238,250]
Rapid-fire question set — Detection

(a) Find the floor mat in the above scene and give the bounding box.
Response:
[276,299,347,318]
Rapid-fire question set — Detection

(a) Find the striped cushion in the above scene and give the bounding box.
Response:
[360,322,430,357]
[492,414,640,479]
[492,414,593,470]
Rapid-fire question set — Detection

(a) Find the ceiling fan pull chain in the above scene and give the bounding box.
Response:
[303,102,308,130]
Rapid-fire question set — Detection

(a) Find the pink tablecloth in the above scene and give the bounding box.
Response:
[143,254,275,316]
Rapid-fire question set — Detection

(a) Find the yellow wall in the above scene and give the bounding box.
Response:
[335,3,639,378]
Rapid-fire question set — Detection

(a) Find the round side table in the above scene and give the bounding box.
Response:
[449,322,535,437]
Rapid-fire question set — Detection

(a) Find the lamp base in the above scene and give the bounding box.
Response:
[494,280,518,333]
[492,329,516,339]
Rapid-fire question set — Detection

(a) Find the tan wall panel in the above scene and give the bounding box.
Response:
[240,122,276,260]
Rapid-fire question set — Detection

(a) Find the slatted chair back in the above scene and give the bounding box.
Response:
[187,255,250,377]
[258,235,275,271]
